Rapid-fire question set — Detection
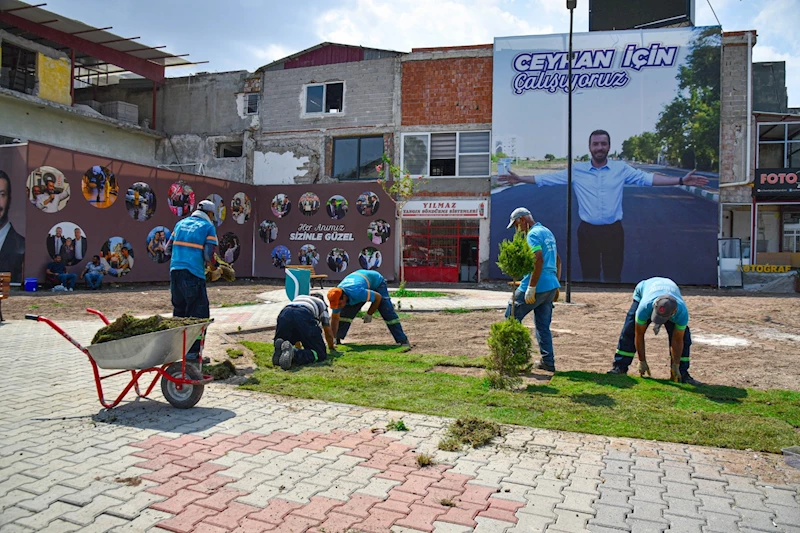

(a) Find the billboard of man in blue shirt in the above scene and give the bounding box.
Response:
[499,130,709,283]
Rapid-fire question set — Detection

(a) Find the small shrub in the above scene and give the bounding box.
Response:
[437,437,462,452]
[496,230,535,283]
[486,317,532,389]
[386,419,408,431]
[226,348,243,359]
[416,453,435,467]
[443,417,502,448]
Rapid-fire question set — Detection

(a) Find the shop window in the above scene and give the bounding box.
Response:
[245,93,259,115]
[217,142,243,158]
[401,131,491,178]
[0,42,36,95]
[402,219,480,283]
[332,136,383,180]
[757,122,800,167]
[305,82,344,114]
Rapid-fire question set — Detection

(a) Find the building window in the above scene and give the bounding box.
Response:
[245,93,259,115]
[757,122,800,167]
[333,136,383,180]
[217,142,243,158]
[305,82,344,114]
[0,43,36,95]
[401,131,491,178]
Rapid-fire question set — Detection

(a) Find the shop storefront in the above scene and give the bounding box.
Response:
[400,199,488,283]
[751,121,800,267]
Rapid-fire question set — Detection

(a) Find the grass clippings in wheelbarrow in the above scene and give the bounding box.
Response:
[91,314,209,344]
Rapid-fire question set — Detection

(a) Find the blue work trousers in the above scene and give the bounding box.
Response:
[336,282,408,344]
[84,272,103,289]
[613,300,691,373]
[170,269,209,358]
[275,306,328,366]
[505,288,557,367]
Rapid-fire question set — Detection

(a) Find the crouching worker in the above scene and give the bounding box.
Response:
[607,277,699,385]
[327,270,410,348]
[274,293,336,370]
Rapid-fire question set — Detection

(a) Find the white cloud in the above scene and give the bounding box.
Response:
[313,0,559,52]
[246,44,294,65]
[752,0,800,106]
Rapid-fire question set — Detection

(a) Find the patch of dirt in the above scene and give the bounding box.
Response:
[5,280,282,321]
[237,287,800,391]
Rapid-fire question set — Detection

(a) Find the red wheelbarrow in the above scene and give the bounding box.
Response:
[26,308,214,409]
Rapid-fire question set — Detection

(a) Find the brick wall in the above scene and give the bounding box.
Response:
[260,57,397,132]
[720,31,757,204]
[401,55,492,126]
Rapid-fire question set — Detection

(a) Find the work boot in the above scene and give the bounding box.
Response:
[606,366,627,375]
[278,340,294,371]
[534,359,556,372]
[273,338,284,367]
[398,341,412,352]
[680,372,702,386]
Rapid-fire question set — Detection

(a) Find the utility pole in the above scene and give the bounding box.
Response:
[566,0,576,303]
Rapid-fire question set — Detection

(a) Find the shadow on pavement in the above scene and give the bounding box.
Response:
[91,400,236,432]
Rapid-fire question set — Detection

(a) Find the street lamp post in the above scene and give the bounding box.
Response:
[566,0,576,303]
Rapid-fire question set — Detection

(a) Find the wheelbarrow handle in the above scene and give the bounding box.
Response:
[25,314,39,321]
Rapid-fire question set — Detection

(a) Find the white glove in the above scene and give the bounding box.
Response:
[363,314,373,324]
[524,286,536,304]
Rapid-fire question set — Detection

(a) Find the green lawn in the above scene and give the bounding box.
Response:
[239,343,800,453]
[389,289,447,298]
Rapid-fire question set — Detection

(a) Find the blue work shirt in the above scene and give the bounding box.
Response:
[537,161,654,225]
[519,223,560,293]
[335,269,385,312]
[169,213,217,279]
[633,277,689,329]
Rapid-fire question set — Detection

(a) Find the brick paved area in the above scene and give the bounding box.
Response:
[1,319,799,532]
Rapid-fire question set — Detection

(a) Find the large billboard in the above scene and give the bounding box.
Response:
[490,27,720,285]
[0,145,27,283]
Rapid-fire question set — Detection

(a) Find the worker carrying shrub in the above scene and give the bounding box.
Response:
[327,270,411,349]
[607,277,700,385]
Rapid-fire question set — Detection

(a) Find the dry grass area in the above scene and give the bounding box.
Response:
[5,280,281,321]
[8,282,800,391]
[238,286,800,391]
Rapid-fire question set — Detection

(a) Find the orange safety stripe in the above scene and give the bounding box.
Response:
[173,240,204,250]
[206,235,218,242]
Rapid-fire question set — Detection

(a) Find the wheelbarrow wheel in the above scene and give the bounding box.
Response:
[161,363,204,409]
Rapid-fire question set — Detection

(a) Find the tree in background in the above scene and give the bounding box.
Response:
[656,27,721,171]
[377,154,427,284]
[620,27,721,172]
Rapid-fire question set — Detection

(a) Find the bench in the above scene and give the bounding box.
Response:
[0,272,10,322]
[289,265,328,289]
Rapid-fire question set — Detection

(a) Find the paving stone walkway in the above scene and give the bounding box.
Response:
[1,319,799,532]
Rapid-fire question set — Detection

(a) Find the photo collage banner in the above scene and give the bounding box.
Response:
[1,141,395,284]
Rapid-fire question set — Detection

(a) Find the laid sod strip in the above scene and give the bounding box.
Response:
[389,289,448,298]
[240,342,800,453]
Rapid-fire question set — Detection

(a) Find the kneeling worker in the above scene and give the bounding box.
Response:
[608,276,699,385]
[327,270,410,348]
[274,293,335,370]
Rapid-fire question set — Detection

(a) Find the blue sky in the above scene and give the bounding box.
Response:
[42,0,800,104]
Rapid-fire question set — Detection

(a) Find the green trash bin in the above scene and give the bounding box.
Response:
[285,269,311,301]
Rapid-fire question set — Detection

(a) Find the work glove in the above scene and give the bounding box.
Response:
[639,359,651,378]
[670,361,681,383]
[525,286,536,304]
[363,314,373,324]
[554,289,560,302]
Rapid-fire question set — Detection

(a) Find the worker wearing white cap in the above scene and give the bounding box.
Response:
[505,207,562,372]
[166,199,218,364]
